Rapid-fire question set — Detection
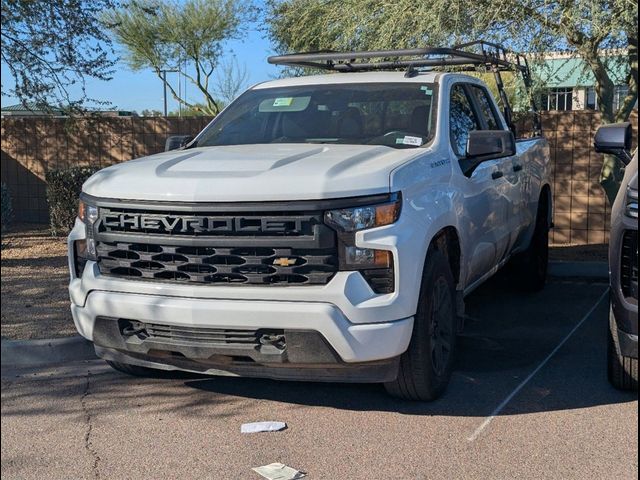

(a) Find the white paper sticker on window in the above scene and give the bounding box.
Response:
[401,136,423,146]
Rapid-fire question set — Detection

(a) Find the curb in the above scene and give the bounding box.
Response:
[548,261,608,280]
[1,335,97,368]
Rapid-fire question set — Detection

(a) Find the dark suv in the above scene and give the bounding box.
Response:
[594,122,638,390]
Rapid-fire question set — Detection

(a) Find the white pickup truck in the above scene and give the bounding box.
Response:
[68,43,551,400]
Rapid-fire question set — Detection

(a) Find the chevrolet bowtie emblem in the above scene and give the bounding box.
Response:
[273,257,297,267]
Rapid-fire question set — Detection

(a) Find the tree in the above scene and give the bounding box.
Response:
[105,0,253,116]
[140,108,163,116]
[266,0,638,201]
[168,103,214,116]
[465,0,637,203]
[213,57,249,105]
[1,0,118,112]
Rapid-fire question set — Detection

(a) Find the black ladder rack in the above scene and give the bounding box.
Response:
[268,41,541,136]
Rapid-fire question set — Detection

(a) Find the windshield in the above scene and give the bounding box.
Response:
[196,83,436,149]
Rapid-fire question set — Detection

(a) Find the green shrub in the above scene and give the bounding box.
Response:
[45,166,99,236]
[1,183,13,231]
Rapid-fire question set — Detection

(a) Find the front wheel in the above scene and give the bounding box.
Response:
[384,250,457,401]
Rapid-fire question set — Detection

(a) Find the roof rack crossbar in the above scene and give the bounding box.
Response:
[268,44,527,73]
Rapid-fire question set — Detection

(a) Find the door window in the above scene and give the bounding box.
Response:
[449,85,480,157]
[469,86,501,130]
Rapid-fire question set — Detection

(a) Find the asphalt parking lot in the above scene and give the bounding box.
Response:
[1,275,637,480]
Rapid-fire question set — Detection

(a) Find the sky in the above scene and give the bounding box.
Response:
[0,20,280,114]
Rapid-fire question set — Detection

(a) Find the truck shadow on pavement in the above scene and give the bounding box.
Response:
[184,273,638,417]
[1,273,636,422]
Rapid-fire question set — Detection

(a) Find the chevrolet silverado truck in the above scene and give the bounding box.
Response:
[68,42,551,400]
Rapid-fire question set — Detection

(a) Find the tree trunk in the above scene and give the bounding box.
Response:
[583,49,631,206]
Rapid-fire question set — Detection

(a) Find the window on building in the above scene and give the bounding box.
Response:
[541,88,574,111]
[587,85,634,112]
[586,87,598,110]
[614,85,629,112]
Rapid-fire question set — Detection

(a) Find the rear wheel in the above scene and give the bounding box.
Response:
[607,306,638,391]
[515,197,549,292]
[384,250,457,401]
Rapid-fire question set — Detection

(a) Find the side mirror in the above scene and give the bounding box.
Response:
[594,122,632,165]
[165,135,194,152]
[467,130,516,159]
[460,130,516,177]
[461,130,516,176]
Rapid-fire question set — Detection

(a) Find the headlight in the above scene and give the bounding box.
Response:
[78,199,99,225]
[324,195,401,232]
[626,187,638,218]
[76,198,98,263]
[324,194,400,294]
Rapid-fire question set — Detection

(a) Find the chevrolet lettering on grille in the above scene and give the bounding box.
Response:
[101,212,307,235]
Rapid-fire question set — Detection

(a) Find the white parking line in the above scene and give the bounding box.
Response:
[467,288,609,442]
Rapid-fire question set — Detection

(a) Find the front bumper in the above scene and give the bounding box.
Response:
[609,213,637,345]
[71,290,413,365]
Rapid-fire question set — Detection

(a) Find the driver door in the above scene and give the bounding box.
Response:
[449,83,511,286]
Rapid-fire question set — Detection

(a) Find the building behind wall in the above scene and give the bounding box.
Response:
[535,52,636,112]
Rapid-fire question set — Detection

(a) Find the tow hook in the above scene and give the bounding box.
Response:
[120,320,148,338]
[259,333,286,350]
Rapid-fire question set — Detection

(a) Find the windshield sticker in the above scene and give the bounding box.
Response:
[273,97,294,107]
[396,136,423,146]
[259,96,311,112]
[420,86,433,95]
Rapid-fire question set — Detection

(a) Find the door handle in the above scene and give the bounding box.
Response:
[513,164,523,172]
[492,171,504,180]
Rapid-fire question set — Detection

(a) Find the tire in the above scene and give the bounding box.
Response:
[106,360,161,377]
[515,198,549,292]
[607,306,638,391]
[384,249,457,401]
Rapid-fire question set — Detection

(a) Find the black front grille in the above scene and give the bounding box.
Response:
[621,230,638,300]
[97,243,338,285]
[93,203,339,286]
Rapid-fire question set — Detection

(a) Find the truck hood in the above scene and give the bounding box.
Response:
[83,144,423,202]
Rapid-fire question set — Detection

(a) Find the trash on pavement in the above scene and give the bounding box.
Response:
[252,463,306,480]
[241,421,287,433]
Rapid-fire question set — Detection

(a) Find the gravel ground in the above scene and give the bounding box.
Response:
[1,225,74,340]
[0,224,609,340]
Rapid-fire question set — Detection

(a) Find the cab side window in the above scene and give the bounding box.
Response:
[470,86,502,130]
[449,85,480,157]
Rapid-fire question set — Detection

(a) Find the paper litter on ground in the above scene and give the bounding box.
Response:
[241,421,287,433]
[252,463,306,480]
